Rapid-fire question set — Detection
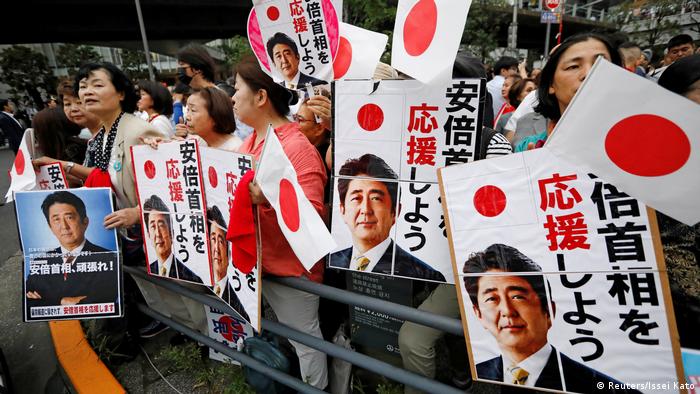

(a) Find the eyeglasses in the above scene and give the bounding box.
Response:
[293,114,313,123]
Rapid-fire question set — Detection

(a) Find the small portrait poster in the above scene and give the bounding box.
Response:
[328,78,485,284]
[205,305,255,364]
[247,0,340,85]
[439,148,685,393]
[132,140,213,286]
[200,147,261,332]
[16,188,121,322]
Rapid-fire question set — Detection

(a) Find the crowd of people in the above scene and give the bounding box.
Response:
[1,29,699,392]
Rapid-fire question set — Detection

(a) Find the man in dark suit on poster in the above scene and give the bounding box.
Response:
[144,195,202,283]
[25,191,118,309]
[208,205,250,322]
[329,154,445,282]
[266,32,324,89]
[463,243,640,393]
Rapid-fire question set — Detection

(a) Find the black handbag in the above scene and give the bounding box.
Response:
[243,331,291,394]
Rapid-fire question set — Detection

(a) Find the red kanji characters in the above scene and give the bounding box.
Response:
[293,16,308,33]
[538,173,582,211]
[226,172,238,196]
[407,103,439,134]
[407,136,437,166]
[166,158,181,179]
[543,212,591,251]
[169,181,184,202]
[289,0,304,16]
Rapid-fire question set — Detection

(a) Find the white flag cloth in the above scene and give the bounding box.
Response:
[6,129,36,202]
[391,0,472,83]
[334,22,388,80]
[255,125,337,270]
[546,59,700,225]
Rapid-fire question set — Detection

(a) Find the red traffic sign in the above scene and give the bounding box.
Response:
[545,0,560,10]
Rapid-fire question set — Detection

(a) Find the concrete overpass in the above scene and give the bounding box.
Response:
[3,0,616,57]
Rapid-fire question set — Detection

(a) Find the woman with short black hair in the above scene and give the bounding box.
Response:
[137,80,174,137]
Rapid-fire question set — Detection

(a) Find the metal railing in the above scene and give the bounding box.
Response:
[124,266,468,394]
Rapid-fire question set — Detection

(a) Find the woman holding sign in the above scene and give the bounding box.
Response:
[514,33,621,152]
[232,57,328,389]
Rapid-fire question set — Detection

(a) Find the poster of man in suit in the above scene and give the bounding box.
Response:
[329,153,446,282]
[439,148,685,393]
[16,188,121,322]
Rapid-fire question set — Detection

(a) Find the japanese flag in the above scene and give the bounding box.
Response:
[391,0,472,83]
[5,129,36,203]
[439,152,538,233]
[546,59,700,225]
[333,23,388,80]
[255,125,337,270]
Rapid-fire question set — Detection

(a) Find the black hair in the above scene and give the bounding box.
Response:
[143,194,170,233]
[493,56,519,76]
[667,34,695,50]
[207,205,227,231]
[41,191,87,223]
[215,83,235,98]
[658,54,700,97]
[618,41,640,50]
[535,32,621,122]
[508,78,535,108]
[463,244,550,314]
[234,56,297,117]
[0,98,10,109]
[172,82,191,95]
[137,80,174,116]
[266,32,299,60]
[74,62,139,113]
[177,44,217,83]
[453,53,487,79]
[337,154,398,212]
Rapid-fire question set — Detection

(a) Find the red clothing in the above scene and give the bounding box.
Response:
[237,122,327,283]
[493,102,515,127]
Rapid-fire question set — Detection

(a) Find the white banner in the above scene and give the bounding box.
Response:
[439,148,683,393]
[132,140,213,286]
[200,147,261,331]
[329,78,485,283]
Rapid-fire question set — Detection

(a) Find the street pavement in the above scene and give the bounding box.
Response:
[0,147,63,393]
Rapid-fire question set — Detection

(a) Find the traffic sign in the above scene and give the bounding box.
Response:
[545,0,560,10]
[540,11,560,23]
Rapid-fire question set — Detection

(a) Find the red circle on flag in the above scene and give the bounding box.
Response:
[605,114,690,177]
[403,0,438,56]
[357,103,384,132]
[208,166,218,188]
[545,0,560,10]
[279,178,300,232]
[473,185,507,217]
[14,149,25,175]
[266,6,280,21]
[144,160,156,179]
[217,315,244,342]
[333,36,353,79]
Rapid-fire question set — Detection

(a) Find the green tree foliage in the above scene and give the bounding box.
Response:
[120,48,156,81]
[462,0,510,63]
[0,45,57,108]
[219,36,254,73]
[611,0,682,54]
[56,44,101,75]
[343,0,397,62]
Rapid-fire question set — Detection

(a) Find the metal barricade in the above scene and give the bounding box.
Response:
[124,266,467,394]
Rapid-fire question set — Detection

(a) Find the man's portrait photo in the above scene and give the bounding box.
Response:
[20,189,120,318]
[329,154,445,282]
[463,243,640,393]
[208,205,250,322]
[266,32,323,89]
[144,194,203,284]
